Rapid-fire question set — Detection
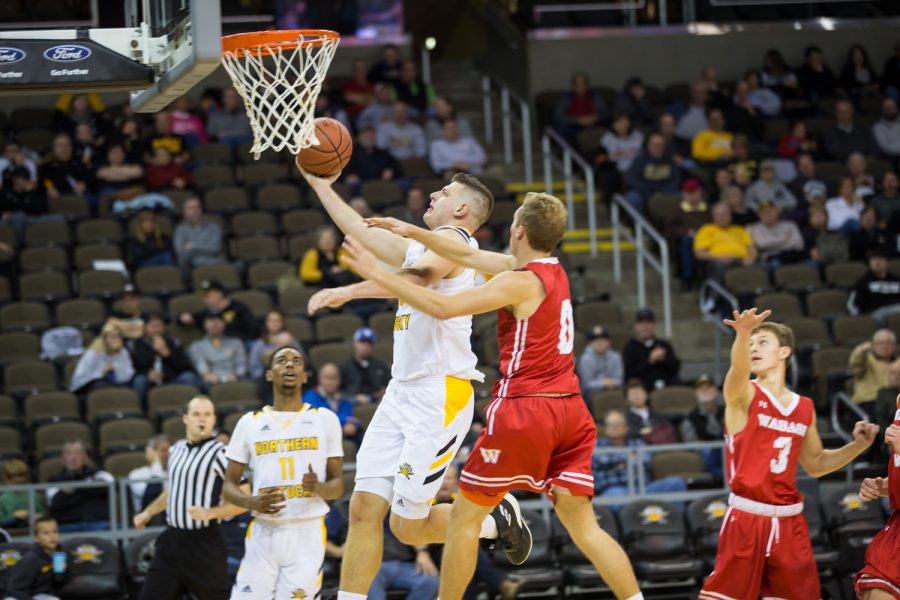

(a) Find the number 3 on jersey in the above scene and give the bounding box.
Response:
[770,436,792,474]
[558,299,574,355]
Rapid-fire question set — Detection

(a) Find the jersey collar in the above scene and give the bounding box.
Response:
[753,381,800,417]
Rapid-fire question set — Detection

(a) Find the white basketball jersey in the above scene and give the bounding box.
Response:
[226,404,343,523]
[391,226,483,383]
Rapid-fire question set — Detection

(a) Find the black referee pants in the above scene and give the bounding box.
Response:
[140,525,232,600]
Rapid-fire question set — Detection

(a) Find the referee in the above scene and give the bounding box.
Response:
[133,395,245,600]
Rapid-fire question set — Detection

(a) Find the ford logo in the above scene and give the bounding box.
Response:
[0,48,26,65]
[43,45,91,62]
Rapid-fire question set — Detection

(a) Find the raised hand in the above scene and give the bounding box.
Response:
[852,421,880,448]
[294,163,339,187]
[302,464,320,496]
[249,488,286,514]
[342,236,380,279]
[859,477,885,502]
[364,217,414,237]
[723,308,772,335]
[307,288,350,315]
[885,423,900,455]
[133,511,151,530]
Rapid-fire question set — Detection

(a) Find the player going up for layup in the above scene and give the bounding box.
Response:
[856,396,900,599]
[349,192,643,600]
[222,347,344,600]
[299,169,531,600]
[697,309,879,600]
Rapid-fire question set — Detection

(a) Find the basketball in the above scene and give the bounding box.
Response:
[295,117,353,177]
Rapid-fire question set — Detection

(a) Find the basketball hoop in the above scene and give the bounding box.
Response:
[221,29,340,159]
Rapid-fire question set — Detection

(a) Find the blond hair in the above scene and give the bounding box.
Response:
[752,322,795,355]
[88,324,124,354]
[515,192,567,252]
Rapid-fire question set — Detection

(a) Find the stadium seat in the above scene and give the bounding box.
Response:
[811,347,852,407]
[0,542,34,590]
[650,386,696,418]
[191,264,242,292]
[230,290,272,319]
[832,315,878,347]
[309,342,351,369]
[0,332,40,363]
[284,316,316,344]
[256,183,303,212]
[76,219,124,245]
[590,389,628,421]
[784,318,832,352]
[148,384,199,422]
[773,264,823,294]
[804,497,840,574]
[0,427,22,459]
[287,233,318,262]
[619,500,704,582]
[341,440,357,464]
[0,277,10,305]
[19,271,70,302]
[239,142,283,164]
[825,262,867,289]
[724,266,771,300]
[576,127,605,158]
[194,165,237,190]
[283,210,326,236]
[368,312,395,339]
[316,314,364,343]
[59,537,123,598]
[191,142,233,164]
[234,235,282,262]
[104,451,148,479]
[209,381,260,415]
[491,509,563,595]
[806,289,849,320]
[372,341,393,366]
[821,484,886,573]
[650,451,714,487]
[37,456,64,482]
[574,301,621,331]
[35,421,92,456]
[123,531,160,597]
[551,505,620,589]
[48,194,91,219]
[99,418,155,455]
[753,292,803,319]
[4,360,58,397]
[247,261,293,292]
[55,298,107,330]
[0,301,51,333]
[231,210,279,238]
[113,295,162,317]
[135,265,186,297]
[0,395,16,427]
[78,270,126,300]
[24,391,80,427]
[19,246,68,272]
[280,288,317,316]
[10,107,52,130]
[161,415,186,441]
[360,181,404,207]
[168,293,206,320]
[243,162,288,187]
[24,221,70,247]
[647,193,681,228]
[399,157,434,179]
[352,403,378,430]
[686,493,729,566]
[86,388,143,423]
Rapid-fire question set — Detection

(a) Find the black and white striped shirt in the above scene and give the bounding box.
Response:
[166,437,228,530]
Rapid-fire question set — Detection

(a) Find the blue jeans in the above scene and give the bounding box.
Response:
[679,236,696,282]
[57,518,110,533]
[623,190,646,215]
[838,219,862,236]
[369,560,439,600]
[601,475,687,511]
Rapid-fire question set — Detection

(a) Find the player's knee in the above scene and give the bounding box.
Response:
[348,491,390,526]
[388,513,426,545]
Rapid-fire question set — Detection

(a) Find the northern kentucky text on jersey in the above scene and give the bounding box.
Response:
[756,413,808,436]
[255,437,319,455]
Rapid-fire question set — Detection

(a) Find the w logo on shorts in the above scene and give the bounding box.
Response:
[479,448,501,464]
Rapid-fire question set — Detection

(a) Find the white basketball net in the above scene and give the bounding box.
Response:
[221,32,339,159]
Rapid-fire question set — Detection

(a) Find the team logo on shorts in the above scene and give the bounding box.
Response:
[398,463,415,479]
[840,493,863,512]
[291,589,307,598]
[639,505,669,525]
[704,500,727,520]
[479,448,501,464]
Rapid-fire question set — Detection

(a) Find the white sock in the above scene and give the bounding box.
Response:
[479,514,498,539]
[337,592,367,600]
[625,593,644,600]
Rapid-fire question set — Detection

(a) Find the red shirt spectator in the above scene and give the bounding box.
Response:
[144,147,191,190]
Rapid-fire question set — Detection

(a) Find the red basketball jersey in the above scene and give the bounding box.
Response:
[725,381,814,505]
[492,258,581,400]
[889,396,900,511]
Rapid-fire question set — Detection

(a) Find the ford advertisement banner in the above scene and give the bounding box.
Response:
[0,38,153,93]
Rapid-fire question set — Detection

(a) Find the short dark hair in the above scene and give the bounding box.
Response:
[625,378,646,391]
[451,173,494,227]
[184,395,212,414]
[267,345,304,370]
[34,514,56,529]
[805,45,822,58]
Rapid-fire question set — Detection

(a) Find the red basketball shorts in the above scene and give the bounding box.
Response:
[855,511,900,599]
[459,394,596,498]
[699,505,820,600]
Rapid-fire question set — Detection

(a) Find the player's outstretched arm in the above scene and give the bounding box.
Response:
[300,168,409,268]
[800,418,879,478]
[365,217,516,275]
[343,236,536,319]
[722,308,771,412]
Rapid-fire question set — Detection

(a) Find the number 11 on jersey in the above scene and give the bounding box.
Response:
[280,457,295,480]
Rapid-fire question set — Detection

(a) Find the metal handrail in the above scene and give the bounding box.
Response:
[830,391,869,444]
[698,278,738,381]
[481,74,533,183]
[610,192,671,336]
[541,127,598,257]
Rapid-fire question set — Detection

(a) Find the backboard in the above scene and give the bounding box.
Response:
[0,0,222,113]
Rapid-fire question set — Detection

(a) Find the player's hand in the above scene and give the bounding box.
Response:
[295,163,339,187]
[364,216,414,238]
[249,489,286,514]
[188,506,211,522]
[342,236,380,280]
[302,464,320,496]
[852,421,880,447]
[885,423,900,454]
[415,551,439,577]
[308,288,350,315]
[133,511,151,530]
[860,477,885,502]
[723,308,772,335]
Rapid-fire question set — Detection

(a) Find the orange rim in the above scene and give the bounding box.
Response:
[221,29,339,57]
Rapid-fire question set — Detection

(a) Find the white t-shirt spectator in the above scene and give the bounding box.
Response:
[825,196,865,231]
[429,135,487,175]
[601,130,645,174]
